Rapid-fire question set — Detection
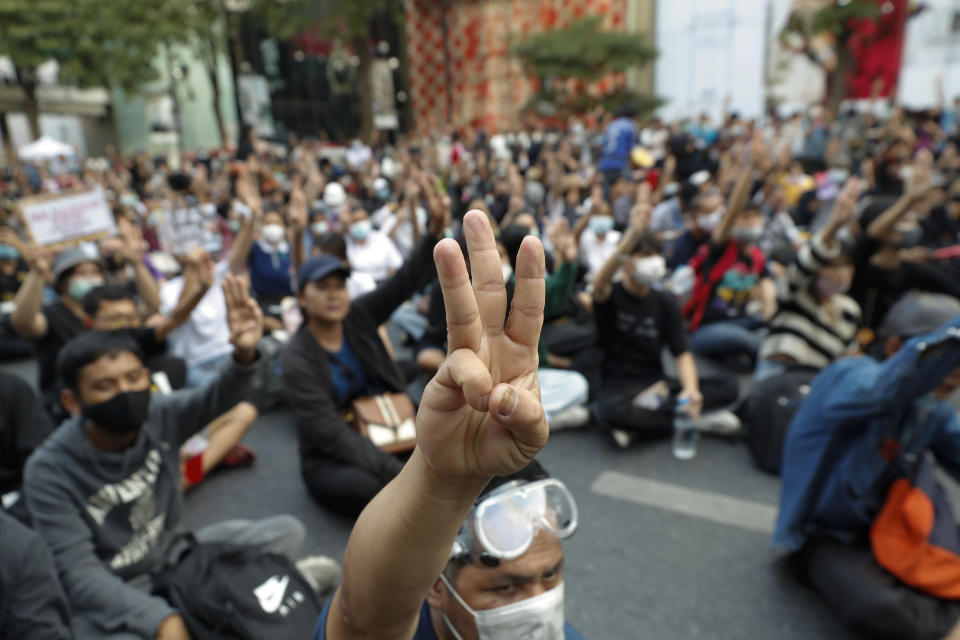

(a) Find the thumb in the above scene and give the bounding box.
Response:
[488,383,548,453]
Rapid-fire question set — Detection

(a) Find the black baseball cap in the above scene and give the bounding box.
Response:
[297,254,350,291]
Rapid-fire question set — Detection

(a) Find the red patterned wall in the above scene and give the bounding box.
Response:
[404,0,629,134]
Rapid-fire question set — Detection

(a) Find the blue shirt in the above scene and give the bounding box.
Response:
[312,597,585,639]
[774,317,960,551]
[248,243,293,298]
[328,339,368,406]
[598,117,638,173]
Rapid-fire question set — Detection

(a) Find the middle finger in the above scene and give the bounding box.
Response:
[463,210,507,337]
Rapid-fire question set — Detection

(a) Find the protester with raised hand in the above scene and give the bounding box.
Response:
[684,132,776,367]
[756,178,863,381]
[592,185,740,446]
[23,274,327,640]
[317,209,586,639]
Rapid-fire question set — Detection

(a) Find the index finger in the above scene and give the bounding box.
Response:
[434,237,482,353]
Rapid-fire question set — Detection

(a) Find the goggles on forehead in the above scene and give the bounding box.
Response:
[450,478,578,566]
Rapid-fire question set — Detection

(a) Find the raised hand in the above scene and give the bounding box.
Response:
[223,273,263,364]
[417,210,548,479]
[235,172,263,219]
[288,187,308,233]
[0,227,25,255]
[629,182,653,231]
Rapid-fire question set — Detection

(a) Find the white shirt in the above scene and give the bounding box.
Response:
[376,206,428,259]
[579,229,623,284]
[347,272,377,299]
[159,260,233,367]
[346,231,404,282]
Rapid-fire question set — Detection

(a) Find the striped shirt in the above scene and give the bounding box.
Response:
[760,234,861,369]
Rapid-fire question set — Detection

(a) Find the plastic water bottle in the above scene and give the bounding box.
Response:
[672,397,697,460]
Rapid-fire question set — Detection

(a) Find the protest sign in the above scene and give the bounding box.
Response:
[17,188,117,246]
[154,203,222,255]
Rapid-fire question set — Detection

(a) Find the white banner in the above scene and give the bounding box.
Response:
[18,188,116,246]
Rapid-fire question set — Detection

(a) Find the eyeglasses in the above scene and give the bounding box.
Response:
[451,478,578,564]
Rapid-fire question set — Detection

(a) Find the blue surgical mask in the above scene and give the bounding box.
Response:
[311,221,329,236]
[589,216,614,235]
[0,244,19,260]
[377,187,391,200]
[228,220,242,233]
[350,220,372,241]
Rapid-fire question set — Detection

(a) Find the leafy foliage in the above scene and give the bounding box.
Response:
[780,0,880,43]
[512,16,657,81]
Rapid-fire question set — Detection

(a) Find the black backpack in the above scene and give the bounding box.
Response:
[744,369,817,475]
[152,534,322,640]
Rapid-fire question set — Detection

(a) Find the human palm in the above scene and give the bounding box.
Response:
[417,211,549,479]
[223,274,263,355]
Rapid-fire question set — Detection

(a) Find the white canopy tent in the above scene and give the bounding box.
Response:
[18,135,76,161]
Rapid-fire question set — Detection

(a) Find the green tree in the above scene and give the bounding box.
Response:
[512,16,661,119]
[0,0,180,143]
[778,0,879,111]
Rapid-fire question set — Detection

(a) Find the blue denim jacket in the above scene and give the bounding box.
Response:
[773,316,960,551]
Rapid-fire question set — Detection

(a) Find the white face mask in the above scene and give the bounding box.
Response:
[697,207,724,232]
[629,255,666,285]
[501,263,514,283]
[440,575,565,640]
[261,223,285,245]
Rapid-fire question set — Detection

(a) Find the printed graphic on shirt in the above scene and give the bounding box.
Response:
[84,448,167,570]
[711,266,758,314]
[254,574,307,617]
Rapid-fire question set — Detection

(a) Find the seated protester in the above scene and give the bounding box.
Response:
[574,199,621,287]
[281,200,449,518]
[756,179,862,382]
[0,225,34,361]
[849,152,960,329]
[23,278,319,640]
[591,204,740,447]
[0,509,71,640]
[0,371,55,521]
[373,178,429,259]
[96,218,161,318]
[10,246,106,419]
[666,187,725,270]
[774,293,960,640]
[315,208,585,639]
[229,174,306,331]
[684,138,776,365]
[343,204,404,283]
[84,255,259,491]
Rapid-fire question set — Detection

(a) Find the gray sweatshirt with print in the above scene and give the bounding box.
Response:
[23,355,258,638]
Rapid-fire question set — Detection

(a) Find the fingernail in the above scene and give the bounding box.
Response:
[497,387,518,419]
[479,394,489,412]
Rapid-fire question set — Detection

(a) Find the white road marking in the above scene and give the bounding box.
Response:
[590,471,777,534]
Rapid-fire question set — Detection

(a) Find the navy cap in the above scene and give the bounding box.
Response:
[297,254,350,291]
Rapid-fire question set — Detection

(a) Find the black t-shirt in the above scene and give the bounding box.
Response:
[595,283,690,381]
[36,301,89,398]
[0,262,28,305]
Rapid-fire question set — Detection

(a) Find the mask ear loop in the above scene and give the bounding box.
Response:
[439,573,476,640]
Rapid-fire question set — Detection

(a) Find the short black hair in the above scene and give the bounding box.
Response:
[56,330,144,391]
[625,230,661,256]
[313,233,348,261]
[83,285,136,317]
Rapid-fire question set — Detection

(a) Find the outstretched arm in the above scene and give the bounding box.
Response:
[326,210,549,640]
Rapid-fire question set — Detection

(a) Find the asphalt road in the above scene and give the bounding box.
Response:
[6,353,944,639]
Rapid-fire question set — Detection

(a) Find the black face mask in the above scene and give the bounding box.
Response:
[83,388,151,434]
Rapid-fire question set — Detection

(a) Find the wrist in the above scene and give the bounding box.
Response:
[233,346,258,365]
[410,448,489,507]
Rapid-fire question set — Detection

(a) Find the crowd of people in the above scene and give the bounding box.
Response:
[2,99,960,638]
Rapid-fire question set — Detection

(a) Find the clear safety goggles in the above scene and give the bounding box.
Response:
[451,478,578,565]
